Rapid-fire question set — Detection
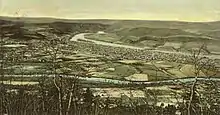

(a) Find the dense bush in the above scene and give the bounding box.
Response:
[0,79,220,115]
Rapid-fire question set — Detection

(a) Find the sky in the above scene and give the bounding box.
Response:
[0,0,220,22]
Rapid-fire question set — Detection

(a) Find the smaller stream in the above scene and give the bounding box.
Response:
[4,75,220,85]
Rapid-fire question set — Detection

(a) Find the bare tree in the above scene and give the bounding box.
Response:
[43,33,65,115]
[187,43,217,115]
[0,25,5,115]
[0,22,9,115]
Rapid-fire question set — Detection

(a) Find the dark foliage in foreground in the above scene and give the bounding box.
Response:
[0,78,220,115]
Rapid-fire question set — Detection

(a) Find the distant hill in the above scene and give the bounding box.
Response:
[1,16,220,30]
[197,30,220,39]
[48,22,109,34]
[0,16,117,25]
[0,16,111,40]
[106,20,220,32]
[136,35,211,42]
[1,16,220,46]
[114,27,199,37]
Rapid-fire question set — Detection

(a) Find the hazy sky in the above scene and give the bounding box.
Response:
[0,0,220,21]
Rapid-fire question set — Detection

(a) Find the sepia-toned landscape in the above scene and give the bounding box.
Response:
[1,0,220,114]
[1,16,220,115]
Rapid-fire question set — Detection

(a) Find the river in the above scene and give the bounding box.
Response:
[70,33,220,60]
